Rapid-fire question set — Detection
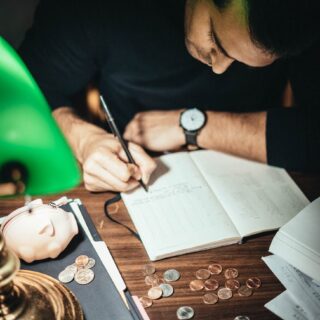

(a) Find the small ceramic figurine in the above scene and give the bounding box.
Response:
[1,199,78,263]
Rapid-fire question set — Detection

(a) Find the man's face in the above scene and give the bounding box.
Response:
[185,0,278,74]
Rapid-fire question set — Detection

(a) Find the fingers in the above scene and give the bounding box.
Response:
[119,142,157,184]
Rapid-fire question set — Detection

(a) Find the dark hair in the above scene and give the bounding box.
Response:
[213,0,320,57]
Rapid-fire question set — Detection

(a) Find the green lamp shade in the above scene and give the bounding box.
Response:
[0,37,81,195]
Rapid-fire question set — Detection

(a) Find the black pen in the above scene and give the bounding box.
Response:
[100,95,148,192]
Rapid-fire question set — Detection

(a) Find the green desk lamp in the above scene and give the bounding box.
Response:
[0,36,81,196]
[0,37,83,319]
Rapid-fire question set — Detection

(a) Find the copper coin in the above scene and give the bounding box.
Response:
[147,286,163,300]
[246,277,261,289]
[139,296,153,308]
[224,268,238,279]
[208,263,222,275]
[189,279,204,291]
[204,279,219,291]
[238,285,253,297]
[217,287,233,300]
[195,269,211,280]
[143,264,156,276]
[203,293,219,305]
[225,279,240,290]
[145,275,159,286]
[75,255,89,268]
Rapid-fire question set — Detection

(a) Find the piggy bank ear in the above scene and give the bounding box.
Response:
[37,216,54,237]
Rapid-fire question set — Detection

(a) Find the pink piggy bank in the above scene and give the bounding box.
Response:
[1,199,78,263]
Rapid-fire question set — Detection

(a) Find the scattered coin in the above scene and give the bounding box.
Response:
[176,306,194,320]
[203,293,219,305]
[147,286,163,300]
[238,285,253,297]
[58,269,75,283]
[217,287,233,300]
[65,264,78,274]
[75,255,89,268]
[75,268,95,285]
[143,263,156,276]
[234,316,250,320]
[225,279,240,290]
[246,277,261,289]
[139,296,153,308]
[86,258,96,269]
[208,263,222,275]
[204,279,219,291]
[145,275,159,286]
[163,269,180,282]
[159,283,174,297]
[224,268,239,279]
[189,279,204,291]
[195,269,211,280]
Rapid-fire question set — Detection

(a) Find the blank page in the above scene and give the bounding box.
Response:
[191,150,309,237]
[122,152,239,260]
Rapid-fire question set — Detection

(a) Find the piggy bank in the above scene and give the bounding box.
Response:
[0,199,78,263]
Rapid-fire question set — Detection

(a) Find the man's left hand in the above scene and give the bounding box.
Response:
[124,110,185,151]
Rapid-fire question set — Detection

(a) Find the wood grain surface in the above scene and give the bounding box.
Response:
[0,172,319,320]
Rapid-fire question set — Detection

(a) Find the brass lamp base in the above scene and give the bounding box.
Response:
[12,270,84,320]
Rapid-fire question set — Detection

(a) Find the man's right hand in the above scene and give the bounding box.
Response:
[53,107,157,192]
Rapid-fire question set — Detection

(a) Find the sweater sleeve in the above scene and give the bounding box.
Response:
[18,0,98,110]
[266,42,320,172]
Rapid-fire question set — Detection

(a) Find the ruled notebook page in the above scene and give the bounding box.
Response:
[122,152,239,260]
[190,150,309,237]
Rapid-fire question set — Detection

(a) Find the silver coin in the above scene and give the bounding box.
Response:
[234,316,250,320]
[159,283,174,297]
[65,264,78,274]
[163,269,180,282]
[58,269,74,283]
[176,306,194,320]
[86,258,96,269]
[75,268,95,285]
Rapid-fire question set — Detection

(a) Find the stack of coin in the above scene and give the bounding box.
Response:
[58,255,95,285]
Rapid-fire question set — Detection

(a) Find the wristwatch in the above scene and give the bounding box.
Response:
[179,108,207,146]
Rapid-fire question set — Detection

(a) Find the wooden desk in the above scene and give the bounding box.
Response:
[1,172,319,320]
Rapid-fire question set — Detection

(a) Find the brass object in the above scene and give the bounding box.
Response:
[0,232,83,319]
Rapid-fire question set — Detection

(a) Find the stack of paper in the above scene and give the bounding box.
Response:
[262,197,320,320]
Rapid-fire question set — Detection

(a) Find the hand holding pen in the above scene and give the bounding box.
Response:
[100,95,150,192]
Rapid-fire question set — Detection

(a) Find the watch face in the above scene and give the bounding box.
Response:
[180,108,206,131]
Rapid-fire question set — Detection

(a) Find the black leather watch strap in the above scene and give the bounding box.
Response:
[184,130,198,146]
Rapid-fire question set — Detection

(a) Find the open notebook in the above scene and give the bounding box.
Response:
[122,150,309,261]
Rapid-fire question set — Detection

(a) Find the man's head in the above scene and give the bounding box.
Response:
[185,0,320,74]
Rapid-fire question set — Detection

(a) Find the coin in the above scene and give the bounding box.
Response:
[139,296,153,308]
[65,264,78,274]
[208,263,222,275]
[204,279,219,291]
[176,306,194,320]
[217,287,233,300]
[147,286,163,300]
[75,268,94,285]
[58,269,74,283]
[234,316,250,320]
[163,269,180,282]
[238,285,253,297]
[203,293,219,305]
[225,279,240,290]
[189,279,204,291]
[143,263,156,275]
[145,275,159,286]
[224,268,239,279]
[246,277,261,289]
[75,255,89,268]
[195,269,211,280]
[86,258,96,269]
[159,283,174,297]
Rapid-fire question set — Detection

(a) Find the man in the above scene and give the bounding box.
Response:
[19,0,320,192]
